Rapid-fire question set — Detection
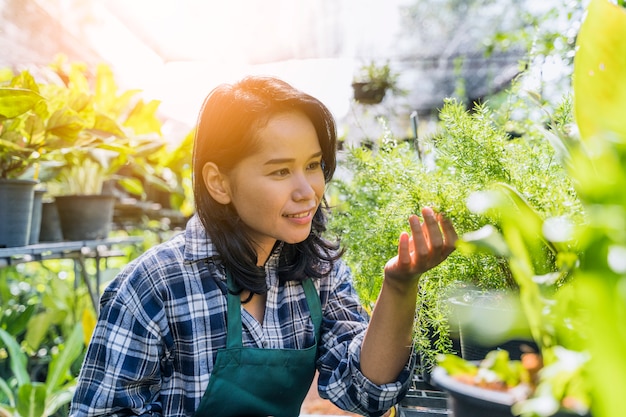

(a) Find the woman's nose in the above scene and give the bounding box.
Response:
[292,173,316,201]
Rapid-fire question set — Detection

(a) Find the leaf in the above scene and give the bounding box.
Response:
[460,225,511,257]
[123,99,163,135]
[81,308,97,347]
[88,113,127,139]
[25,312,56,352]
[46,108,85,141]
[0,328,30,387]
[0,377,15,407]
[436,353,478,376]
[43,388,75,417]
[0,88,43,119]
[573,0,626,142]
[1,304,35,338]
[45,323,84,395]
[117,177,145,197]
[16,383,46,417]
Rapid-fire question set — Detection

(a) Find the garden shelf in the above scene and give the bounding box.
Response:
[0,236,143,312]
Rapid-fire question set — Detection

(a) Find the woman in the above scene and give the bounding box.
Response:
[69,76,457,417]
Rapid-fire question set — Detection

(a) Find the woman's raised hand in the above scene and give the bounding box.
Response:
[383,207,458,285]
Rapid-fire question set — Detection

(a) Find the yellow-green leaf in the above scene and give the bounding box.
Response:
[0,88,43,119]
[46,108,85,141]
[574,0,626,142]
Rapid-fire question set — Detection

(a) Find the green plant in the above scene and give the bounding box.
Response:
[0,325,84,417]
[351,60,405,104]
[0,71,65,181]
[354,61,399,91]
[328,95,581,371]
[433,2,626,416]
[43,60,169,197]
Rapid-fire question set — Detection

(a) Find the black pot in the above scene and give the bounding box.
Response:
[28,189,46,245]
[352,82,387,104]
[55,194,116,241]
[431,367,591,417]
[39,201,64,242]
[0,179,37,247]
[448,290,535,361]
[432,366,514,417]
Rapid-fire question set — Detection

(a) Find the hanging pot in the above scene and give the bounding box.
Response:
[352,82,387,104]
[0,179,37,247]
[54,194,116,241]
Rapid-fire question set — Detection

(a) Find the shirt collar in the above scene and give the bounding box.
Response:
[182,214,219,262]
[182,214,285,267]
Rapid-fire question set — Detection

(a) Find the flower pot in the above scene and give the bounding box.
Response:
[28,189,46,245]
[55,194,116,241]
[352,82,388,104]
[431,366,591,417]
[0,179,37,247]
[39,201,64,242]
[448,290,535,361]
[432,365,515,416]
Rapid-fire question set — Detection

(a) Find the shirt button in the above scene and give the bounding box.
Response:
[262,341,269,348]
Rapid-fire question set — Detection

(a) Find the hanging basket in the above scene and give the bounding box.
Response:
[352,82,388,104]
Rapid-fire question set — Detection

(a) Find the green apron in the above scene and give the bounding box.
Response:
[195,273,322,417]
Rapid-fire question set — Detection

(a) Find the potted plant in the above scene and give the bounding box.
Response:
[430,1,626,415]
[43,60,169,240]
[351,60,403,104]
[0,69,67,247]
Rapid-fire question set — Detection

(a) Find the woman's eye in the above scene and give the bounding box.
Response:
[307,161,322,170]
[273,168,290,177]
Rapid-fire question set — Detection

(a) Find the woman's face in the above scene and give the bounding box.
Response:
[220,111,325,262]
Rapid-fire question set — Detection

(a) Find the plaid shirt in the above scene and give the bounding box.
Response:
[70,215,413,417]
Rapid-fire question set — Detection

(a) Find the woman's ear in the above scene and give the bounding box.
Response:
[202,162,232,205]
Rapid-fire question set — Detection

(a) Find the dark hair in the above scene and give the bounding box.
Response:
[192,76,342,295]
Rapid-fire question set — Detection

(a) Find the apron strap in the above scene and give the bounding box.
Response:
[225,270,322,349]
[226,270,243,348]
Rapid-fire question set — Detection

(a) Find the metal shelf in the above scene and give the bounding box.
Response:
[0,236,143,311]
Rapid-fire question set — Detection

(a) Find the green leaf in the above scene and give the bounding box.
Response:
[123,99,163,135]
[16,383,46,417]
[3,304,36,338]
[0,88,43,119]
[0,328,30,387]
[44,388,75,417]
[89,113,127,138]
[0,377,15,407]
[25,312,56,352]
[117,177,145,197]
[573,0,626,142]
[46,108,85,141]
[437,353,478,376]
[45,323,84,394]
[460,225,511,257]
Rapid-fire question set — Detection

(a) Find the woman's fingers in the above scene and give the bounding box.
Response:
[386,208,458,282]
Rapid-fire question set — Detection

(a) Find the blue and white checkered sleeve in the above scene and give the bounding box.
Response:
[316,261,415,416]
[70,277,165,417]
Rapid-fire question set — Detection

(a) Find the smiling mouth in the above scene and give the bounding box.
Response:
[284,211,311,219]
